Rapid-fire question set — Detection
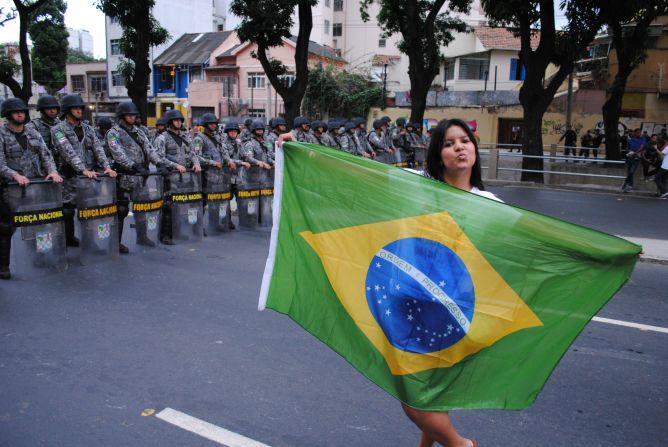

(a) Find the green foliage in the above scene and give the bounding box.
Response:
[0,51,20,79]
[67,48,101,64]
[360,0,472,122]
[29,0,69,94]
[96,0,170,117]
[302,64,382,118]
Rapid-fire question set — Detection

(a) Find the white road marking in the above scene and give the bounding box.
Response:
[156,407,271,447]
[592,317,668,334]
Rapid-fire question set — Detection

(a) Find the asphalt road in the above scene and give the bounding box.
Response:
[1,187,666,447]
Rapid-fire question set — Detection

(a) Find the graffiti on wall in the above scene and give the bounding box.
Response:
[541,119,585,136]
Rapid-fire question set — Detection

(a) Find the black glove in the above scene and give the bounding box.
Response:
[136,167,150,178]
[157,165,171,176]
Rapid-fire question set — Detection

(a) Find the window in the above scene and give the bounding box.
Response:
[324,20,330,35]
[458,58,489,80]
[334,0,343,11]
[110,39,122,56]
[247,72,265,89]
[445,60,455,81]
[278,73,295,88]
[509,58,526,81]
[378,38,386,48]
[90,75,107,92]
[333,23,342,37]
[71,75,85,92]
[217,23,224,31]
[111,71,125,87]
[325,0,330,7]
[248,108,265,118]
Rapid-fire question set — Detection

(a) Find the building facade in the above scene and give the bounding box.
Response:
[67,28,94,56]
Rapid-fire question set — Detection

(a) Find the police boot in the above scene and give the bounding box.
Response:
[63,206,79,247]
[160,205,174,245]
[135,220,156,247]
[117,203,129,254]
[0,234,11,279]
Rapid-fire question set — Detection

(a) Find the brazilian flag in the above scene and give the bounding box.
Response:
[259,142,640,411]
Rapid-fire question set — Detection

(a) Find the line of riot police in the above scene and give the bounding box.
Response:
[0,95,276,279]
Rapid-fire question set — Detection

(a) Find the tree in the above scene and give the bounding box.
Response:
[0,0,49,103]
[600,1,667,160]
[360,0,471,124]
[96,0,169,120]
[302,64,383,118]
[67,48,100,64]
[481,0,603,182]
[29,0,69,95]
[231,0,317,127]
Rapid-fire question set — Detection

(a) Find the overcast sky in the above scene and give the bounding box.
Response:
[0,0,106,58]
[0,0,567,62]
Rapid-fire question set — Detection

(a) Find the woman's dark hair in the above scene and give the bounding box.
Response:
[425,118,485,190]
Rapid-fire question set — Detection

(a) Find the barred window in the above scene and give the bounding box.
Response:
[458,58,489,80]
[71,75,85,92]
[111,71,125,87]
[334,0,343,11]
[333,23,342,37]
[110,39,122,56]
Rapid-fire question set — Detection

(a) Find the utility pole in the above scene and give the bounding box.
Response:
[566,71,573,127]
[381,63,388,110]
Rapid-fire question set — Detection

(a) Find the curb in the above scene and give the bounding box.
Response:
[485,180,660,197]
[639,255,668,266]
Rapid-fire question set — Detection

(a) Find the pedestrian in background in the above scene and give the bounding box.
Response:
[622,128,647,192]
[558,125,578,160]
[654,140,668,199]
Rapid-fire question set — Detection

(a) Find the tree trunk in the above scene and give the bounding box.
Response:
[283,99,299,129]
[409,76,428,125]
[602,86,624,161]
[519,81,551,183]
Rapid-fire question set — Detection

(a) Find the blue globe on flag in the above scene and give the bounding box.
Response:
[365,238,475,354]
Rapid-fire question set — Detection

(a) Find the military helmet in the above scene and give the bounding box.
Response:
[1,98,29,118]
[344,121,356,132]
[164,109,185,123]
[199,113,219,125]
[116,101,140,118]
[97,116,113,131]
[251,119,265,132]
[60,94,86,113]
[244,118,253,127]
[293,116,309,127]
[380,115,391,124]
[396,117,407,127]
[36,95,60,111]
[272,117,287,128]
[156,116,169,126]
[406,122,416,130]
[372,119,383,130]
[313,120,327,132]
[224,121,240,133]
[327,119,340,130]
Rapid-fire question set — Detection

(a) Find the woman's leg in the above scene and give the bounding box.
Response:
[402,403,473,447]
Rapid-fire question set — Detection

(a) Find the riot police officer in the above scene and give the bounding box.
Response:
[220,120,251,230]
[338,121,368,157]
[135,115,151,141]
[107,102,169,250]
[193,113,237,171]
[291,116,317,143]
[153,109,200,245]
[312,121,336,147]
[240,117,253,143]
[242,120,274,169]
[50,94,117,248]
[327,120,343,150]
[265,117,287,150]
[152,116,168,144]
[96,117,114,159]
[369,119,389,162]
[27,95,61,159]
[0,98,63,279]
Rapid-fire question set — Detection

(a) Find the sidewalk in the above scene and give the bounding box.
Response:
[618,236,668,265]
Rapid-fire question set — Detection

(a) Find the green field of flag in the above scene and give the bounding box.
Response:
[259,142,640,411]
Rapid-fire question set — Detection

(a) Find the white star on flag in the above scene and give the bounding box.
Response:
[439,280,446,287]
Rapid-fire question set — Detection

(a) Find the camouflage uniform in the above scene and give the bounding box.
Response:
[368,130,387,155]
[153,130,200,170]
[242,135,274,167]
[291,128,316,143]
[0,124,57,181]
[193,131,231,169]
[221,134,248,187]
[264,130,281,151]
[27,117,60,161]
[240,127,252,143]
[107,122,166,192]
[337,132,364,156]
[51,120,111,204]
[314,132,336,147]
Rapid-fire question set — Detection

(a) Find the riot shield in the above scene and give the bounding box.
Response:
[376,150,393,164]
[204,168,232,234]
[169,171,203,243]
[414,146,427,169]
[236,166,260,230]
[6,181,67,275]
[392,147,404,166]
[76,176,119,265]
[131,174,163,247]
[258,167,274,228]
